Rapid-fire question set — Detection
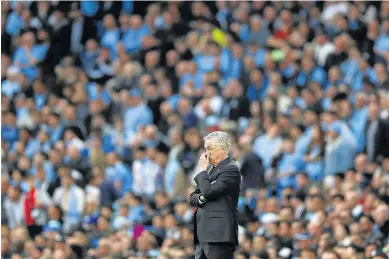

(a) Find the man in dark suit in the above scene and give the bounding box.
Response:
[189,131,241,259]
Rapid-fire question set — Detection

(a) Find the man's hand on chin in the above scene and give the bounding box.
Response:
[199,153,209,172]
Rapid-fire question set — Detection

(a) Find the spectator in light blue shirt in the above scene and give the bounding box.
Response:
[124,88,153,134]
[80,39,100,79]
[374,20,389,55]
[326,66,344,89]
[122,16,151,54]
[296,57,326,88]
[194,54,216,75]
[105,152,132,197]
[80,0,99,17]
[276,138,305,192]
[290,124,311,156]
[247,69,269,103]
[342,98,369,153]
[6,5,23,36]
[325,122,354,175]
[2,111,19,147]
[46,111,64,145]
[220,44,243,83]
[101,15,120,60]
[349,57,378,92]
[245,15,270,46]
[253,124,283,170]
[87,82,111,106]
[13,32,48,80]
[122,0,134,14]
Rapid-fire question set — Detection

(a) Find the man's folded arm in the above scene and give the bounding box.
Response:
[195,165,240,201]
[189,186,203,207]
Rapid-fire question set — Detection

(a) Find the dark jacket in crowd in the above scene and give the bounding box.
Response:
[240,152,266,195]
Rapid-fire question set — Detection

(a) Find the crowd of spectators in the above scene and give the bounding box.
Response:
[1,1,389,259]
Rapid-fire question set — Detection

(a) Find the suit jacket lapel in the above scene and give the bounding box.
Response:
[209,156,232,178]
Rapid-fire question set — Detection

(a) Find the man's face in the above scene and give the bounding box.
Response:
[61,176,72,189]
[204,140,222,166]
[373,205,389,225]
[7,186,20,200]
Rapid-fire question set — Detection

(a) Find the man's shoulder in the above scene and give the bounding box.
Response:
[223,160,240,173]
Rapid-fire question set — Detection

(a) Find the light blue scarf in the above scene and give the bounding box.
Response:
[66,185,80,224]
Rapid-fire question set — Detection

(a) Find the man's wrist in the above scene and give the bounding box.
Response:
[199,195,206,202]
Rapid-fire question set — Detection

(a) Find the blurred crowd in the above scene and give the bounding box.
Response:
[1,1,389,259]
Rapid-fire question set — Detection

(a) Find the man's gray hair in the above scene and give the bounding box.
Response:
[203,131,231,154]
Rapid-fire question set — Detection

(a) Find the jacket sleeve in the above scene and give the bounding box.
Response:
[189,185,202,207]
[195,165,241,201]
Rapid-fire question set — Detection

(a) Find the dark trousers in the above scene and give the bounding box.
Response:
[195,242,235,259]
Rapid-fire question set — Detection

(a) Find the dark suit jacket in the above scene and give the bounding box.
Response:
[365,117,389,161]
[240,152,265,195]
[189,156,241,245]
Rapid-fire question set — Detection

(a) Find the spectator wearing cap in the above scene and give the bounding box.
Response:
[105,151,132,197]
